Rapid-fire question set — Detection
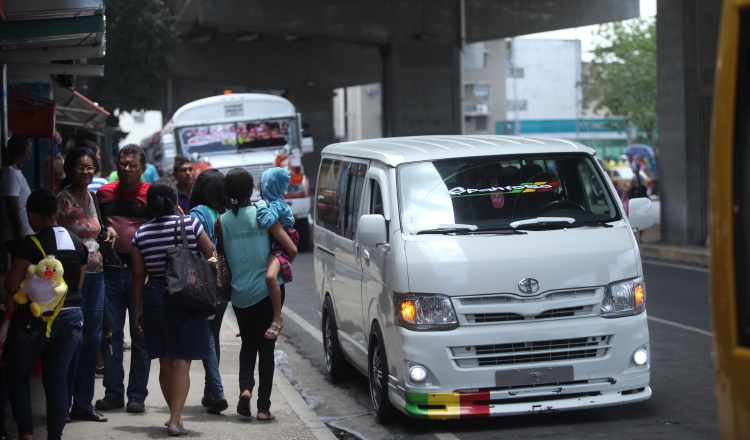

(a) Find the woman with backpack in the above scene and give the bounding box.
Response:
[3,189,88,440]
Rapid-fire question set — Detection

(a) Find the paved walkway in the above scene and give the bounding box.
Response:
[7,307,336,440]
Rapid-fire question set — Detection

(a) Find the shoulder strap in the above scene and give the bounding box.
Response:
[215,216,224,253]
[91,190,105,227]
[30,235,68,337]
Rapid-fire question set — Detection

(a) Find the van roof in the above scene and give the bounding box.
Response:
[171,93,296,127]
[321,135,596,166]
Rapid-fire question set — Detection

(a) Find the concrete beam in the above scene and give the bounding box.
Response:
[7,63,104,77]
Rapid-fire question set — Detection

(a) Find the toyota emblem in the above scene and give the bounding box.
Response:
[518,278,540,294]
[529,371,543,382]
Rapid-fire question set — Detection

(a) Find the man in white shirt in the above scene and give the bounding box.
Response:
[2,135,34,242]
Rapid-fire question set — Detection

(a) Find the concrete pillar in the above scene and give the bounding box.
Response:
[656,0,721,245]
[286,85,335,187]
[383,39,462,137]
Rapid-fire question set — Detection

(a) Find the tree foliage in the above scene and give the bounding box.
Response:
[86,0,178,112]
[581,17,657,147]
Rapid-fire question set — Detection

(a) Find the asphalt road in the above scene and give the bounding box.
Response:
[275,254,717,440]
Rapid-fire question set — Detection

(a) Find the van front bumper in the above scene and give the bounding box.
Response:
[391,312,651,419]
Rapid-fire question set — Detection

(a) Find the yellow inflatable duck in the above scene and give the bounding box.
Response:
[13,255,67,318]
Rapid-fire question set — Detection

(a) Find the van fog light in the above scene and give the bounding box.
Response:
[410,365,427,382]
[633,349,648,365]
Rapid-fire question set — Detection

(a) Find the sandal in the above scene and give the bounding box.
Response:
[237,394,252,417]
[264,321,284,340]
[256,409,276,421]
[167,423,187,436]
[69,409,108,422]
[207,398,228,414]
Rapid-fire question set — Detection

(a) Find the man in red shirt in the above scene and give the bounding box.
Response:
[95,144,152,414]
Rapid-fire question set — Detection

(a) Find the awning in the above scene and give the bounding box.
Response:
[52,81,109,129]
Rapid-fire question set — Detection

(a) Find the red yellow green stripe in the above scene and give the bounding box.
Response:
[404,390,490,419]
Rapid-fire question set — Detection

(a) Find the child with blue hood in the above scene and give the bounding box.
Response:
[256,167,300,339]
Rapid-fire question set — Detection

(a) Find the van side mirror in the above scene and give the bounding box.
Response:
[628,197,654,231]
[358,214,387,247]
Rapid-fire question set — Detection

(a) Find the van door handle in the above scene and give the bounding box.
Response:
[363,249,370,260]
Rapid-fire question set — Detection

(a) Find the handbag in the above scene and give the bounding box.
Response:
[214,216,232,302]
[164,217,217,316]
[91,191,122,268]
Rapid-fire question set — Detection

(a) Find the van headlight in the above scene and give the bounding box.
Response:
[600,277,646,318]
[394,292,458,331]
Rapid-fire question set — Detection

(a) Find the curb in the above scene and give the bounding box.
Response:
[275,366,338,440]
[640,243,709,268]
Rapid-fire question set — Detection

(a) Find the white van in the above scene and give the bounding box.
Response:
[313,135,653,420]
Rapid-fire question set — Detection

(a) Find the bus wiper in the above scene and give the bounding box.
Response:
[509,217,575,229]
[416,224,478,235]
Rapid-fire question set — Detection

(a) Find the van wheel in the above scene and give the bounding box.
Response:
[323,297,349,381]
[368,322,395,421]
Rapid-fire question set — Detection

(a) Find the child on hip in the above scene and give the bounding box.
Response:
[255,167,299,339]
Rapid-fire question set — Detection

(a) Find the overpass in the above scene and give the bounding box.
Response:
[163,0,714,247]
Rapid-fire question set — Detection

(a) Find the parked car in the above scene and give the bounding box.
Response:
[607,165,652,195]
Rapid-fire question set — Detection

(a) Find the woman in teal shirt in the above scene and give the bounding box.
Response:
[220,168,297,421]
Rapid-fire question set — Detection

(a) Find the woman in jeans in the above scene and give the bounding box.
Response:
[57,147,117,423]
[131,178,215,436]
[4,189,88,440]
[220,168,297,420]
[188,169,229,414]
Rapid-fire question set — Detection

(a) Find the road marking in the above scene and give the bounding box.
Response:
[286,307,323,344]
[643,260,709,273]
[432,431,461,440]
[648,316,712,337]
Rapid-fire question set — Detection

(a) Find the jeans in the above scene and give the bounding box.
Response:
[202,301,228,399]
[102,267,150,401]
[233,286,284,412]
[69,272,105,412]
[6,308,83,440]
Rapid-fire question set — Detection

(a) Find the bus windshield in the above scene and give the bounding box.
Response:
[177,117,297,156]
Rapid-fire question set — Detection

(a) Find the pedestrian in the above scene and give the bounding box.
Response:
[80,140,110,192]
[255,167,300,339]
[173,156,194,213]
[623,161,649,244]
[57,148,116,422]
[1,135,35,245]
[94,144,152,414]
[143,162,160,184]
[131,178,215,436]
[4,189,87,440]
[220,168,297,421]
[187,169,229,414]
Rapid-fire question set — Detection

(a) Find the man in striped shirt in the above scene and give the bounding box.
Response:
[94,144,153,415]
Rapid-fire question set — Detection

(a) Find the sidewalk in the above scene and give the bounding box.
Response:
[6,308,336,440]
[639,218,709,268]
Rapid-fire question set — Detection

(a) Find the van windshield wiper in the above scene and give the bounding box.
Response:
[509,217,575,230]
[416,224,478,235]
[567,220,614,228]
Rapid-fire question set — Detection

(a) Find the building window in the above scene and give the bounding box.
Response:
[475,116,488,131]
[507,99,528,111]
[508,67,525,78]
[474,84,489,97]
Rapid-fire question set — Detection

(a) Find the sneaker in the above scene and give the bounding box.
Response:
[126,398,145,413]
[95,396,125,411]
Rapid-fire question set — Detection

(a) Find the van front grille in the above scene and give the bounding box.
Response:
[451,335,612,368]
[466,306,594,323]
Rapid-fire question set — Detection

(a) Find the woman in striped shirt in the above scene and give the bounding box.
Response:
[130,178,215,436]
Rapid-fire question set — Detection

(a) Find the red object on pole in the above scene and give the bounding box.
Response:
[8,88,55,138]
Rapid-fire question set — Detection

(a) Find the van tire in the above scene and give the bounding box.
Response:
[368,322,395,421]
[323,296,349,381]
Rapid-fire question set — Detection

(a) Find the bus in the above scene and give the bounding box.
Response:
[710,0,750,437]
[160,93,313,250]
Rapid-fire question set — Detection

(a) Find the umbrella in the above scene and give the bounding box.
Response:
[622,144,655,158]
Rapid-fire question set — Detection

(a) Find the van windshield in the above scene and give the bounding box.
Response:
[176,117,297,156]
[398,154,620,234]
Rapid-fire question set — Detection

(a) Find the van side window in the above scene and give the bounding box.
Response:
[370,180,384,216]
[342,162,367,240]
[315,158,342,233]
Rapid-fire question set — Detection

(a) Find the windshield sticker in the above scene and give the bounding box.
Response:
[490,192,505,208]
[448,181,561,197]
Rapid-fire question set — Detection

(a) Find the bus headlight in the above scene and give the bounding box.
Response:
[600,277,646,318]
[394,292,458,331]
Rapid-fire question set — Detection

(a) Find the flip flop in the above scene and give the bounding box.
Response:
[207,398,228,414]
[264,321,283,340]
[256,409,276,421]
[237,394,252,417]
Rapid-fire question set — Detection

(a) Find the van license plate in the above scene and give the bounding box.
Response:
[495,366,574,387]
